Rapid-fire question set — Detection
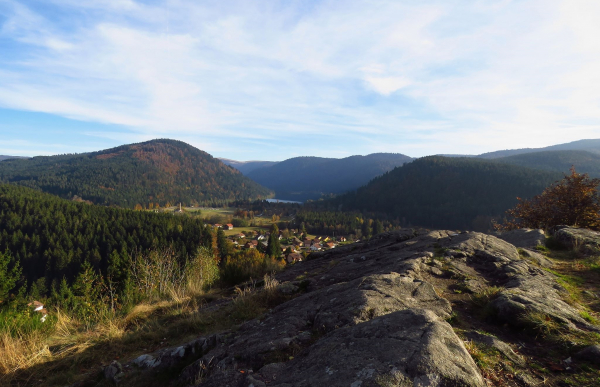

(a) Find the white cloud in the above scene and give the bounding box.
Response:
[364,76,411,95]
[0,0,599,159]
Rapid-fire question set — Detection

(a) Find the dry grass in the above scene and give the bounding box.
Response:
[1,274,293,386]
[0,331,52,376]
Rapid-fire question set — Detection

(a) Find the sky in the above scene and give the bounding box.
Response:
[0,0,599,161]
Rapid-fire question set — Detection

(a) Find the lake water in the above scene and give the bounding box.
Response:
[266,198,303,204]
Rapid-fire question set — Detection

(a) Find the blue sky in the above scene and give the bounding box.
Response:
[1,0,599,160]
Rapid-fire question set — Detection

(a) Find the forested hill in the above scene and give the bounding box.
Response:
[246,153,413,202]
[329,156,562,231]
[0,155,26,161]
[0,183,213,299]
[477,138,600,159]
[0,139,273,208]
[493,150,600,177]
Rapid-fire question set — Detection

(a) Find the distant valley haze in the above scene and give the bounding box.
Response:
[3,137,599,205]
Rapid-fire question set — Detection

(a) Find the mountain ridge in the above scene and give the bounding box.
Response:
[246,152,413,201]
[477,138,600,158]
[493,149,600,177]
[328,156,562,231]
[0,139,273,208]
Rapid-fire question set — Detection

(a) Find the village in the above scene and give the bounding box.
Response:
[212,222,352,264]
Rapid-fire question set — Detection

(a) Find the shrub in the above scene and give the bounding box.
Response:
[495,167,600,231]
[220,249,285,286]
[129,246,219,303]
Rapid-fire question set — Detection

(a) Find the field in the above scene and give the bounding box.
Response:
[155,206,294,236]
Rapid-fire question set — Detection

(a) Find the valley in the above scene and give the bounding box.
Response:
[1,138,600,386]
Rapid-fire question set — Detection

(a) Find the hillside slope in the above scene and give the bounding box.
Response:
[60,228,600,387]
[246,153,413,201]
[478,138,600,158]
[0,139,273,207]
[331,156,562,230]
[218,158,278,175]
[0,155,26,161]
[0,183,213,296]
[494,150,600,177]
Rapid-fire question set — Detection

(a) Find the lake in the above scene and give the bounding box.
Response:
[266,198,303,204]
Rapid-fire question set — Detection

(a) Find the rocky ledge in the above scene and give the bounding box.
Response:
[106,228,600,387]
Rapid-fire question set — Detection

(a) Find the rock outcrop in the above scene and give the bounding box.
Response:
[114,229,599,387]
[553,226,600,254]
[493,228,545,248]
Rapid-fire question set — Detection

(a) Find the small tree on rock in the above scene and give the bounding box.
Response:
[495,167,600,231]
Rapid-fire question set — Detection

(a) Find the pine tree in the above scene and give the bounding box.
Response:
[0,250,21,306]
[373,220,384,236]
[266,224,281,258]
[216,228,230,261]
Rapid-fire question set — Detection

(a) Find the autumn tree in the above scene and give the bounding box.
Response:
[495,167,600,231]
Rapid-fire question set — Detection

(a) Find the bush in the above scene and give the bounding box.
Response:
[231,218,250,227]
[129,246,219,303]
[496,168,600,231]
[220,249,285,286]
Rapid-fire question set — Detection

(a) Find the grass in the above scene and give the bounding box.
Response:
[470,286,503,312]
[1,274,293,386]
[519,311,563,337]
[463,340,515,385]
[445,312,460,326]
[579,310,598,324]
[464,340,502,369]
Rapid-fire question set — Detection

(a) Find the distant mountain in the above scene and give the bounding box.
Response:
[0,155,27,161]
[477,138,600,159]
[330,156,561,231]
[0,139,273,208]
[493,150,600,178]
[246,153,414,202]
[219,158,278,175]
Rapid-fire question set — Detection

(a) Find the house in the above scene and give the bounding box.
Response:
[309,244,321,251]
[244,240,260,249]
[261,241,268,249]
[236,233,246,239]
[338,236,347,242]
[325,242,336,249]
[257,234,266,241]
[223,224,234,230]
[302,238,311,246]
[214,224,222,228]
[286,253,303,264]
[292,237,303,246]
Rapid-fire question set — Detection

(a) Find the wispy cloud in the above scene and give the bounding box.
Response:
[0,0,599,159]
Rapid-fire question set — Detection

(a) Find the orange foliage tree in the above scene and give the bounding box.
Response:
[495,167,600,231]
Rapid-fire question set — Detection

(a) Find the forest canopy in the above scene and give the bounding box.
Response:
[0,183,215,302]
[0,139,273,208]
